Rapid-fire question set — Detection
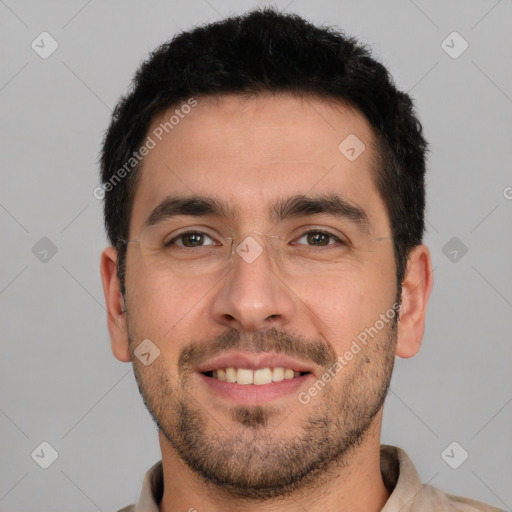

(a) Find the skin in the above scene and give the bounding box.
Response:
[101,93,433,512]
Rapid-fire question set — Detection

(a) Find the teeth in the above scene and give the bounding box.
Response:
[226,367,237,383]
[254,368,272,385]
[209,366,304,385]
[237,368,253,385]
[272,367,284,382]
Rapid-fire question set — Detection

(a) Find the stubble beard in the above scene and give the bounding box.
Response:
[129,319,397,500]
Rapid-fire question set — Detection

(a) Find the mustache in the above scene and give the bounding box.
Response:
[178,327,337,373]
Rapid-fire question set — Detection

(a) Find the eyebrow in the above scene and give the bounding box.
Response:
[143,193,371,232]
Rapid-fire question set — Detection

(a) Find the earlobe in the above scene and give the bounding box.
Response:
[395,245,434,359]
[100,246,131,362]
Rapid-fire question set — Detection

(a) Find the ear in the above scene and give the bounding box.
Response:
[100,246,131,362]
[395,244,433,359]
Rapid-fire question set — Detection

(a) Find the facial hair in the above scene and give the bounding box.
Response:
[129,314,398,500]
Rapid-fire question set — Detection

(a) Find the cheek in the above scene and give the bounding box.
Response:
[127,268,214,340]
[295,267,394,351]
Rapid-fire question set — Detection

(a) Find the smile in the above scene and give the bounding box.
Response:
[203,367,308,385]
[196,352,315,404]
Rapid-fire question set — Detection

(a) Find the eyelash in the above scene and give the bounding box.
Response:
[167,229,346,248]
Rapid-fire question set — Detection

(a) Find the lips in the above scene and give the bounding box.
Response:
[196,353,314,402]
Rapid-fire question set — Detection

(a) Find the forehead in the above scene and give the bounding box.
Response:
[130,93,388,237]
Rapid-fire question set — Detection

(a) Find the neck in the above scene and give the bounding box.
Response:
[158,414,390,512]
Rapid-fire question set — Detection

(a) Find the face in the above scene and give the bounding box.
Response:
[122,94,400,497]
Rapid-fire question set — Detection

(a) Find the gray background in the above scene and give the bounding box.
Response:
[1,0,511,510]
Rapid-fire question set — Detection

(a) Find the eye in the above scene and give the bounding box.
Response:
[294,230,345,247]
[166,231,217,248]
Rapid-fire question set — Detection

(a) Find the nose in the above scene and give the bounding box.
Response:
[209,234,296,332]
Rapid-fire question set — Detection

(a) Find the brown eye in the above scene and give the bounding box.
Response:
[182,233,204,247]
[295,230,343,247]
[167,232,215,248]
[307,232,330,246]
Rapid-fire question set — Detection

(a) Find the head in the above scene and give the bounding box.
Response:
[100,8,432,499]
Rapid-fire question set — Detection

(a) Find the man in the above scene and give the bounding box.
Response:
[99,8,500,512]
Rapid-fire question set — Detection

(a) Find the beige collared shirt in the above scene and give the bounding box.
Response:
[117,445,502,512]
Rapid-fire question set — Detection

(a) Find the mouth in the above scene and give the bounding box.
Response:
[203,367,309,385]
[196,353,315,405]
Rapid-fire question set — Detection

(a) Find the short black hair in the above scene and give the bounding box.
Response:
[99,7,428,297]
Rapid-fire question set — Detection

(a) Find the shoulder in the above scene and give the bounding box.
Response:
[381,446,502,512]
[418,484,503,512]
